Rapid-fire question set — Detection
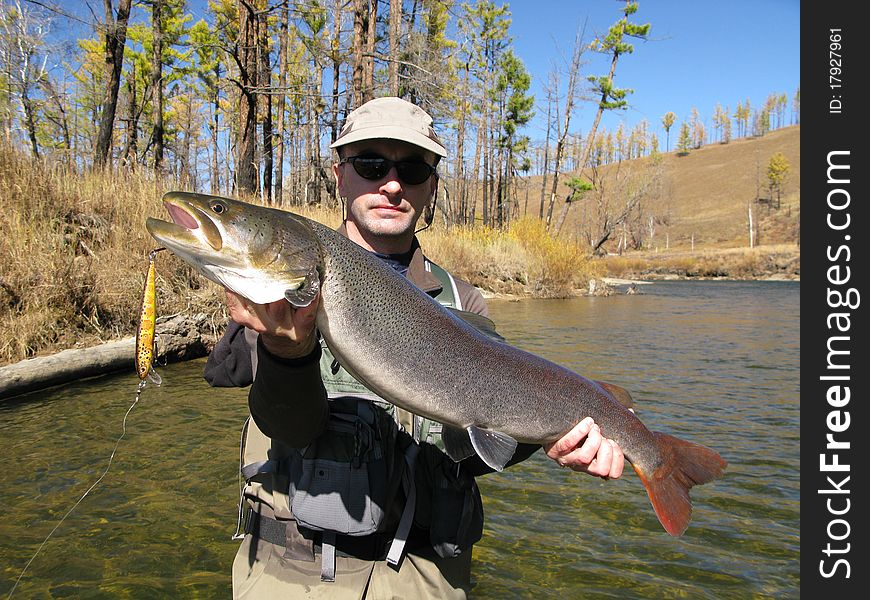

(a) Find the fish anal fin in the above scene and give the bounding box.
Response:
[442,425,477,463]
[284,267,320,308]
[596,380,634,409]
[634,432,727,536]
[467,426,518,472]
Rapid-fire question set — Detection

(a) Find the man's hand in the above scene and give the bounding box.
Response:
[543,417,625,479]
[225,290,320,359]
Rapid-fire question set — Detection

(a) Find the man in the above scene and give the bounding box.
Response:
[205,97,624,598]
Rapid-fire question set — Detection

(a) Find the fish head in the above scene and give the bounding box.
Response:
[146,191,323,304]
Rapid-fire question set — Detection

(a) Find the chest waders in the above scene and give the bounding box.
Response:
[233,260,467,582]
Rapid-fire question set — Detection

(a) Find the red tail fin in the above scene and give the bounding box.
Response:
[633,432,727,536]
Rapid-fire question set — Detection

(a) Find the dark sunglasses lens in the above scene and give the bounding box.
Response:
[396,162,433,185]
[352,158,390,180]
[349,157,433,184]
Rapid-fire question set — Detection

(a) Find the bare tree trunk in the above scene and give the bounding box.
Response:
[330,0,342,144]
[539,79,553,219]
[455,63,469,225]
[388,0,401,96]
[259,5,273,203]
[554,30,621,238]
[364,0,377,102]
[235,0,259,195]
[94,0,133,169]
[546,28,584,230]
[748,202,755,248]
[274,0,289,205]
[210,63,221,193]
[41,79,72,159]
[351,0,366,107]
[470,123,482,226]
[151,0,165,175]
[20,89,40,159]
[119,67,139,168]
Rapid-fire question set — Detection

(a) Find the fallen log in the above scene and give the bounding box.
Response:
[0,313,218,401]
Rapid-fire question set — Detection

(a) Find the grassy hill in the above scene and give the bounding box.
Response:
[530,125,800,279]
[544,125,799,249]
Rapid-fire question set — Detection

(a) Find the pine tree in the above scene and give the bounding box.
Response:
[766,151,789,209]
[94,0,133,168]
[661,111,675,151]
[493,48,534,227]
[676,121,691,155]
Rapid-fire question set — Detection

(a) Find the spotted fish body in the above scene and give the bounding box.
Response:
[135,248,163,381]
[146,192,726,537]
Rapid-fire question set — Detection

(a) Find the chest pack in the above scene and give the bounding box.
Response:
[233,260,481,581]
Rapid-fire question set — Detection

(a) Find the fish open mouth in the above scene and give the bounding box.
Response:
[165,202,200,230]
[146,193,223,251]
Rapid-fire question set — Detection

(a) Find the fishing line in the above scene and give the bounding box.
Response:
[7,249,166,598]
[7,382,147,598]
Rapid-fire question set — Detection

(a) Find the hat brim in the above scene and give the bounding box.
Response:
[330,124,447,157]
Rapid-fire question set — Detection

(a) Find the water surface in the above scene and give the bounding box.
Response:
[0,280,799,598]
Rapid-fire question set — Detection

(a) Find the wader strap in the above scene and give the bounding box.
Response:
[240,459,278,481]
[232,417,252,541]
[321,531,337,582]
[425,260,462,310]
[386,443,421,568]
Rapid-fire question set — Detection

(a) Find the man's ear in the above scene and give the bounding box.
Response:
[333,161,344,194]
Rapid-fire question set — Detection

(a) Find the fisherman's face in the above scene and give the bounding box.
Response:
[334,139,438,252]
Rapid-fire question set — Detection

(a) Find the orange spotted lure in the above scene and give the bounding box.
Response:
[136,247,165,387]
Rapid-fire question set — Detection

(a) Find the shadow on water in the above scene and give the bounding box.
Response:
[1,281,799,598]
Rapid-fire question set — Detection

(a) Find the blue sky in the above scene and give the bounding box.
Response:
[506,0,801,142]
[46,0,800,149]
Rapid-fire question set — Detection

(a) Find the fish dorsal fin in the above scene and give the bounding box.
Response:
[467,426,518,472]
[596,380,635,410]
[446,308,506,343]
[442,425,477,463]
[284,267,320,308]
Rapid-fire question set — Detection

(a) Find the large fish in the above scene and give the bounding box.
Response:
[146,191,726,536]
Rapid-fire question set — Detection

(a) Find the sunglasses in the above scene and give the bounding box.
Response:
[340,155,436,185]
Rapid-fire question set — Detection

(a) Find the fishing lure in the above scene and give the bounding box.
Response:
[135,247,165,386]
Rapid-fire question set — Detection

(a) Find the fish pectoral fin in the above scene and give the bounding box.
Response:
[442,425,477,463]
[596,380,635,410]
[284,267,320,308]
[467,426,518,472]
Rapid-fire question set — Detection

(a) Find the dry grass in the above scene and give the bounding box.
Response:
[602,243,800,280]
[1,125,800,365]
[1,147,182,362]
[0,145,599,365]
[425,216,602,297]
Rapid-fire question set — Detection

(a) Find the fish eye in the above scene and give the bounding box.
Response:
[210,202,226,214]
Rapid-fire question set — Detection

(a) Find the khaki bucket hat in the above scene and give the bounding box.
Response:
[330,97,447,157]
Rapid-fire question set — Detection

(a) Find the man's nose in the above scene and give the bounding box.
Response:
[380,168,403,193]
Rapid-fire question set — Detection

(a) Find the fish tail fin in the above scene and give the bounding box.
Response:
[632,432,727,536]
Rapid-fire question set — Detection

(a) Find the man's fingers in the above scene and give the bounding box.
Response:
[544,417,594,458]
[608,441,625,478]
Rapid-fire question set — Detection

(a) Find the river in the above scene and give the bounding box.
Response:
[0,280,799,598]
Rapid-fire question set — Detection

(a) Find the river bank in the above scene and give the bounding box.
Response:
[0,249,798,400]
